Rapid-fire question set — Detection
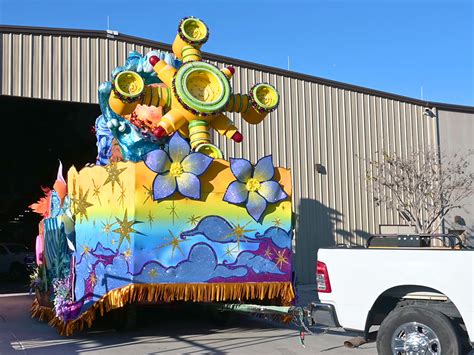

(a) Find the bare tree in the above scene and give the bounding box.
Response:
[366,149,474,234]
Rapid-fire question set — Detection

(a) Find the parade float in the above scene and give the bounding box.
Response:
[29,17,295,335]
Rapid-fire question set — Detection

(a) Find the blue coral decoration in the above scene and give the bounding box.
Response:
[224,156,288,223]
[143,133,213,200]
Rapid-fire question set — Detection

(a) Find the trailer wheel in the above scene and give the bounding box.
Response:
[376,305,460,355]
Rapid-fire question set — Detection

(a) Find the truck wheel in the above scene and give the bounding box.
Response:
[376,305,460,355]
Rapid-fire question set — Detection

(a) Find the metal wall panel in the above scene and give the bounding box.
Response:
[438,109,474,239]
[0,30,443,283]
[1,32,157,103]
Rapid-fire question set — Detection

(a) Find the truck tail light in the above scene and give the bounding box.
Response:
[316,261,332,293]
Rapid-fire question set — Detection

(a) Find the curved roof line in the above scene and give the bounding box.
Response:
[1,24,473,113]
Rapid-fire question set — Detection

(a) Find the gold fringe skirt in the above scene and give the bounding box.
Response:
[31,281,295,336]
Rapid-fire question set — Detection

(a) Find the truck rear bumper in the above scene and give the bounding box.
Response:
[310,302,340,328]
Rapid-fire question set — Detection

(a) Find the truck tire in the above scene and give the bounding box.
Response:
[376,305,460,355]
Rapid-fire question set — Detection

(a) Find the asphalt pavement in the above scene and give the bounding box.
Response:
[0,285,377,354]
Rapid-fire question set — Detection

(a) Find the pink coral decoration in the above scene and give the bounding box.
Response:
[35,234,44,265]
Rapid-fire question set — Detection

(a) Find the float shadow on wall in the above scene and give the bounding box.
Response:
[295,198,371,284]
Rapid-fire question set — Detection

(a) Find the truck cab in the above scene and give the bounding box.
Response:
[312,239,473,355]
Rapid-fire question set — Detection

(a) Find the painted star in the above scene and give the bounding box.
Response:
[166,201,178,225]
[272,217,282,227]
[103,162,127,193]
[157,229,186,258]
[101,219,115,237]
[112,209,144,248]
[148,268,158,279]
[117,180,126,208]
[223,245,238,258]
[89,273,97,287]
[264,247,272,258]
[225,221,255,250]
[274,249,289,269]
[74,187,93,222]
[143,185,153,204]
[187,214,201,227]
[147,210,155,227]
[82,245,90,255]
[124,247,132,260]
[91,178,102,206]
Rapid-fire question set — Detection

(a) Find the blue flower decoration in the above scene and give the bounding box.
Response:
[143,133,213,200]
[224,156,288,223]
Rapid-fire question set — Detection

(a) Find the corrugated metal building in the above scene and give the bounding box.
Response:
[1,25,473,283]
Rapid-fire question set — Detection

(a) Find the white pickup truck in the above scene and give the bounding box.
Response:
[313,238,473,355]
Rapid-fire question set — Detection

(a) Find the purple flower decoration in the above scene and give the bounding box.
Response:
[143,133,213,200]
[224,156,288,223]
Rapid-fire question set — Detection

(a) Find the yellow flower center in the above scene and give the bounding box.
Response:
[246,178,261,192]
[170,162,184,177]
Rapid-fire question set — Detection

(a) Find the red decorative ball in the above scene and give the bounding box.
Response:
[149,55,160,67]
[227,66,235,75]
[231,131,243,143]
[152,126,167,139]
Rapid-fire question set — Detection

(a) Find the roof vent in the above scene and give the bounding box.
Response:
[106,29,118,38]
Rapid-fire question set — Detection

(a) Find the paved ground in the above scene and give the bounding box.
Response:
[0,285,378,354]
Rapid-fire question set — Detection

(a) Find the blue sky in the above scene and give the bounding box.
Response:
[1,0,472,105]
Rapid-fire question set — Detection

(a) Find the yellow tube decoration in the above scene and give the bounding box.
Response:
[188,119,225,158]
[154,108,188,137]
[181,45,202,63]
[220,67,235,80]
[107,17,280,156]
[188,120,211,148]
[226,94,251,114]
[108,71,145,116]
[152,60,177,88]
[210,113,239,139]
[172,17,209,61]
[242,83,280,125]
[195,143,223,159]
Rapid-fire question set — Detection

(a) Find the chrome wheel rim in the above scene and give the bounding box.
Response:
[391,321,440,355]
